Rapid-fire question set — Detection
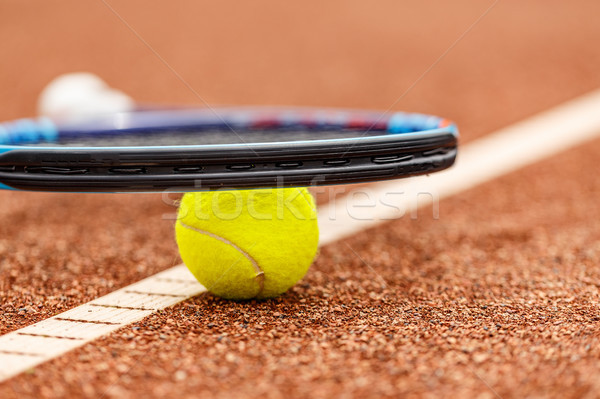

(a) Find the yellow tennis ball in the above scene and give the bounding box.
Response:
[175,188,319,300]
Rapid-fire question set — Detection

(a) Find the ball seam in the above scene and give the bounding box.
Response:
[177,221,265,297]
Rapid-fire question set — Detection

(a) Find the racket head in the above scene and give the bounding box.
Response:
[0,107,458,192]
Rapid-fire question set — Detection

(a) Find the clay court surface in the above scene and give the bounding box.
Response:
[2,1,600,397]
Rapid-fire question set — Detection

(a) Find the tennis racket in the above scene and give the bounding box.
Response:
[0,106,458,192]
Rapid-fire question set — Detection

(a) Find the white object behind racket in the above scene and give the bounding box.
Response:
[37,72,134,120]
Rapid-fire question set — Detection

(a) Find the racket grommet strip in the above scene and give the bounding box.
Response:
[0,107,458,192]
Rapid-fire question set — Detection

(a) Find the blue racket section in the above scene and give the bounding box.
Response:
[0,117,58,145]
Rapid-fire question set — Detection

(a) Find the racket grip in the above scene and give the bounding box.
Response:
[0,117,58,145]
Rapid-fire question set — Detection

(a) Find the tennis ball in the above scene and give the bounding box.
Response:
[175,188,319,300]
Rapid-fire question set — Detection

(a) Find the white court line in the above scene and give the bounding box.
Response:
[319,89,600,243]
[0,266,204,381]
[2,89,600,382]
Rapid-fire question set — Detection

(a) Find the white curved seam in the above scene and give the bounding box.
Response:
[177,221,264,277]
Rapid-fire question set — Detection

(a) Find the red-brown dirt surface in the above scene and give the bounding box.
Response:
[2,1,600,397]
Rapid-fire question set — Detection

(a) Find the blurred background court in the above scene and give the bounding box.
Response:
[2,1,600,397]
